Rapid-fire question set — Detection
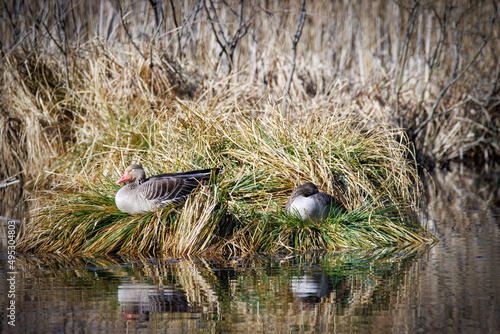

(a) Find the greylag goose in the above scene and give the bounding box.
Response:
[115,164,220,214]
[285,182,342,222]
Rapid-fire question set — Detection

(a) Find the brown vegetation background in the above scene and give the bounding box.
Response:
[1,0,499,185]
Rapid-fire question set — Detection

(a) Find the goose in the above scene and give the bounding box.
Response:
[285,182,342,222]
[115,164,220,214]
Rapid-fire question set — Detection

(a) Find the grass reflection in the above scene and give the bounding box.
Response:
[6,244,433,332]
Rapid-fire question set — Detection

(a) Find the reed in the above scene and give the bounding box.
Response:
[5,0,485,255]
[256,203,430,253]
[16,97,435,255]
[1,0,498,185]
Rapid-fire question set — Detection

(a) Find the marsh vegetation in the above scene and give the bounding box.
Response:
[1,0,497,255]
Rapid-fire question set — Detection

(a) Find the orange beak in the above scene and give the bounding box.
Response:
[117,172,130,184]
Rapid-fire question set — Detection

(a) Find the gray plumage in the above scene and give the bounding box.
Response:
[115,164,219,214]
[285,182,342,222]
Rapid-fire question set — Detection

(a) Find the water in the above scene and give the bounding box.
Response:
[1,168,499,333]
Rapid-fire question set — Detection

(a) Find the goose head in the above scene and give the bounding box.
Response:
[117,164,146,184]
[291,182,319,197]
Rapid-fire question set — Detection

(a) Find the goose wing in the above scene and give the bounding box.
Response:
[139,168,220,207]
[139,177,202,207]
[314,192,335,207]
[315,192,345,218]
[148,168,218,182]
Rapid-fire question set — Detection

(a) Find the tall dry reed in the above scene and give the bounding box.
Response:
[14,74,434,255]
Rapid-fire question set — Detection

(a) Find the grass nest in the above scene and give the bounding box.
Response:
[16,104,436,256]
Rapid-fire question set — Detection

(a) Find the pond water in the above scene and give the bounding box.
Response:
[1,168,499,333]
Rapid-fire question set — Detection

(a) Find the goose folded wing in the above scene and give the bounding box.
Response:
[148,168,217,182]
[315,192,344,216]
[315,192,334,206]
[140,177,202,206]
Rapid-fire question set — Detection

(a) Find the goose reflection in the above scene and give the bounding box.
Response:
[289,274,333,305]
[118,282,190,321]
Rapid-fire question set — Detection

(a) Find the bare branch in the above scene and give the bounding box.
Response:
[413,7,497,137]
[169,0,182,58]
[284,0,307,97]
[25,1,65,55]
[414,7,447,119]
[394,0,420,114]
[204,0,231,72]
[114,0,147,60]
[204,0,251,75]
[148,0,162,30]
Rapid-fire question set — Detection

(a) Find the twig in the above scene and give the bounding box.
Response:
[413,7,497,137]
[3,0,18,39]
[114,0,147,60]
[230,0,249,58]
[169,0,182,58]
[150,14,164,99]
[204,0,231,73]
[284,0,306,97]
[70,0,79,49]
[55,0,71,90]
[0,172,22,188]
[414,8,447,120]
[204,0,251,75]
[148,0,162,30]
[23,0,75,90]
[394,0,420,115]
[25,2,65,55]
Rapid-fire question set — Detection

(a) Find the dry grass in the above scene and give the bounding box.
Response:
[1,0,499,185]
[6,0,495,254]
[15,88,435,255]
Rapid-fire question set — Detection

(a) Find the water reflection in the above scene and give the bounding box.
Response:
[290,273,331,304]
[418,168,500,333]
[1,167,499,332]
[1,246,431,333]
[118,283,190,321]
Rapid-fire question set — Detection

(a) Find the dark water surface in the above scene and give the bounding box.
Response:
[1,169,499,333]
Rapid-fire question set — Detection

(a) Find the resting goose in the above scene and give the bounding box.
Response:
[115,164,219,214]
[285,182,342,222]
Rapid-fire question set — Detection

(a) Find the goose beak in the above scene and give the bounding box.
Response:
[117,172,130,184]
